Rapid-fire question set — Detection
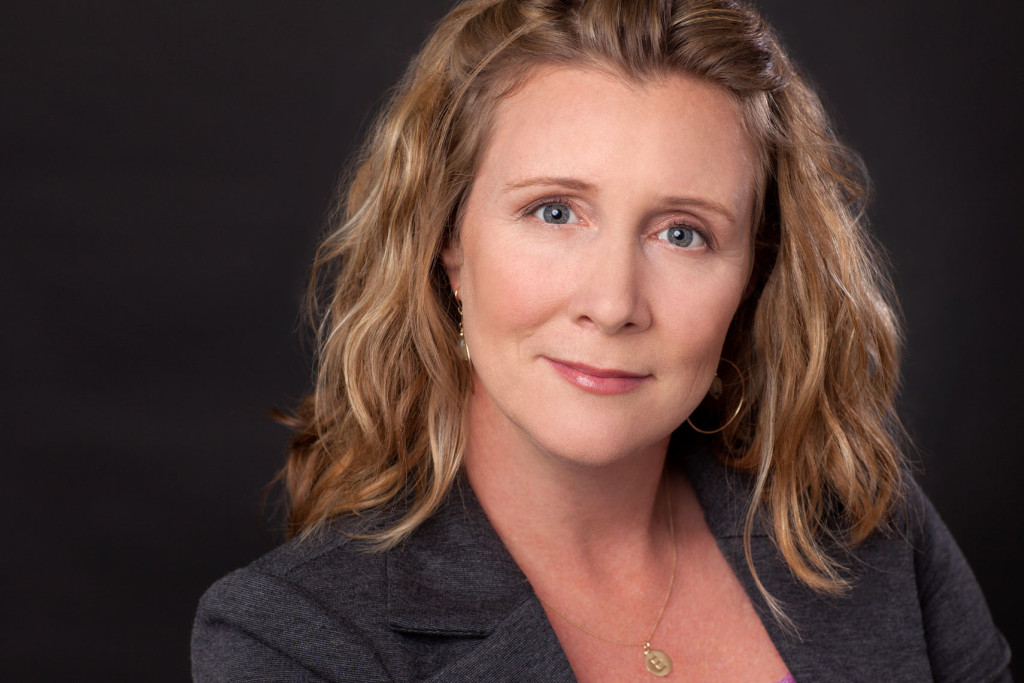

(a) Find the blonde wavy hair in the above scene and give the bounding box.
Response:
[280,0,905,602]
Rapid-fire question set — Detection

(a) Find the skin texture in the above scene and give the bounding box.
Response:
[445,66,788,681]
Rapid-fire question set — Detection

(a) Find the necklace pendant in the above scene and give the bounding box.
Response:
[644,648,672,677]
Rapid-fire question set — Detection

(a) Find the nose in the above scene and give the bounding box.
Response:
[568,230,651,335]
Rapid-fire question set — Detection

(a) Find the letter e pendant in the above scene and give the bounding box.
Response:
[644,648,672,677]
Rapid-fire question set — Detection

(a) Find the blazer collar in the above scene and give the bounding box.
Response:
[385,478,538,636]
[385,479,577,681]
[678,439,770,539]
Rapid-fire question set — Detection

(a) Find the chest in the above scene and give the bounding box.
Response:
[547,523,791,682]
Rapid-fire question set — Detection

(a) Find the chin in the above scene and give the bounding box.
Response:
[528,420,673,470]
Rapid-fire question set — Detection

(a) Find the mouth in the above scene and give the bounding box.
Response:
[544,358,651,395]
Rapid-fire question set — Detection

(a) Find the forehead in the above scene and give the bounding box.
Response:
[474,65,757,210]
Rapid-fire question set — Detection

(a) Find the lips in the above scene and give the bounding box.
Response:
[545,358,650,395]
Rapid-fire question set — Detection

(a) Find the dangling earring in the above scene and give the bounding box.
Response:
[454,289,470,362]
[687,358,744,435]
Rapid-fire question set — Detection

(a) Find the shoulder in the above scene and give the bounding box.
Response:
[683,446,1011,680]
[191,486,570,682]
[897,481,1012,681]
[764,478,1012,681]
[191,523,393,682]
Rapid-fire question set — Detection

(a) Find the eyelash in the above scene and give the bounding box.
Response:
[521,195,577,221]
[657,224,710,250]
[521,196,714,250]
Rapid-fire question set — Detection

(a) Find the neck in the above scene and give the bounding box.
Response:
[462,389,675,581]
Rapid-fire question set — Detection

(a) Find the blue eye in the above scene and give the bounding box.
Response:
[657,225,706,248]
[534,203,576,224]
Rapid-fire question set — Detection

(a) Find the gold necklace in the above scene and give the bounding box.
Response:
[538,483,677,677]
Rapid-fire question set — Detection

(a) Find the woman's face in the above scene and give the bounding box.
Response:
[445,66,756,468]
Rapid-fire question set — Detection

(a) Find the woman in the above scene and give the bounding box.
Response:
[192,0,1010,680]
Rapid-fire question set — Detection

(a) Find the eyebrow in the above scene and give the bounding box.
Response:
[502,175,738,223]
[503,176,595,193]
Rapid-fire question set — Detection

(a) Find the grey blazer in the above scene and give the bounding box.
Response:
[192,447,1011,681]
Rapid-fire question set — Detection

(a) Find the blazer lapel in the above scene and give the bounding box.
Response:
[386,479,576,681]
[681,443,930,681]
[423,599,576,683]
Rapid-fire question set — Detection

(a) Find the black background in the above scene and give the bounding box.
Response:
[3,1,1022,680]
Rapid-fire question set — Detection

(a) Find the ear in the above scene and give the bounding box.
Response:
[441,240,464,294]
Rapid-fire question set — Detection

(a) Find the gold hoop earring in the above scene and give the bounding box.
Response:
[454,289,470,362]
[687,358,744,435]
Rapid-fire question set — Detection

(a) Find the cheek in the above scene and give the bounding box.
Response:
[462,231,567,338]
[656,267,747,361]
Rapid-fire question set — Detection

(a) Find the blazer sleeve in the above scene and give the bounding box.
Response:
[191,567,393,683]
[910,486,1012,682]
